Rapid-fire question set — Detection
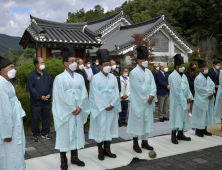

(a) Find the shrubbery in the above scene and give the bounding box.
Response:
[15,58,65,84]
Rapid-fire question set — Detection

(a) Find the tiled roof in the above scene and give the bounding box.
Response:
[19,15,103,46]
[87,11,134,33]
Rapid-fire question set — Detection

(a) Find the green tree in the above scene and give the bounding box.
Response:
[24,49,35,59]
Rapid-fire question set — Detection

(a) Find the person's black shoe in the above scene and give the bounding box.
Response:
[202,129,212,136]
[159,118,164,122]
[133,137,142,153]
[171,130,178,144]
[104,141,116,158]
[195,129,204,137]
[163,117,169,121]
[60,157,68,170]
[41,134,52,140]
[121,121,127,126]
[33,136,39,142]
[118,122,122,127]
[97,142,104,161]
[141,140,154,150]
[71,156,85,167]
[177,133,191,141]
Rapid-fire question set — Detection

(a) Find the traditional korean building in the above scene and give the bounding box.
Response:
[88,11,193,65]
[20,11,193,65]
[19,15,103,61]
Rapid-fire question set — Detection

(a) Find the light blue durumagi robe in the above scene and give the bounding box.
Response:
[215,71,222,118]
[168,70,193,130]
[127,65,157,136]
[0,76,26,170]
[191,73,216,129]
[52,71,90,152]
[89,72,121,143]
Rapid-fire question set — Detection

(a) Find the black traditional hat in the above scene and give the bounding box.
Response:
[174,54,184,66]
[136,46,149,59]
[0,55,13,70]
[213,60,220,65]
[61,44,76,62]
[198,58,207,69]
[96,49,110,65]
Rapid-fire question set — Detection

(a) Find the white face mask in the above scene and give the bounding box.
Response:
[122,74,128,77]
[216,66,220,69]
[116,65,119,68]
[69,62,77,71]
[164,68,168,72]
[141,61,148,68]
[96,63,99,66]
[39,65,45,70]
[87,64,90,68]
[203,69,209,74]
[156,67,159,71]
[5,69,16,79]
[103,66,111,73]
[179,67,185,73]
[79,64,84,70]
[112,65,116,70]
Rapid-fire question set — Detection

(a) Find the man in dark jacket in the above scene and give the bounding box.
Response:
[27,57,53,142]
[116,61,121,76]
[91,59,100,75]
[155,63,170,122]
[208,60,220,96]
[75,58,89,91]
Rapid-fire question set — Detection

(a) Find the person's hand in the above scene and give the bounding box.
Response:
[105,105,114,111]
[72,107,82,115]
[4,138,12,142]
[209,92,215,100]
[88,79,91,82]
[167,85,170,90]
[148,95,154,105]
[187,99,190,104]
[216,85,220,89]
[124,95,128,99]
[41,96,48,101]
[46,94,51,99]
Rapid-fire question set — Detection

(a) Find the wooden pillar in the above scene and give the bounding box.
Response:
[42,47,47,59]
[46,48,51,60]
[36,48,42,57]
[82,49,86,63]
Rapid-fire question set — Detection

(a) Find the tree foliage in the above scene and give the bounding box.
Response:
[67,0,222,60]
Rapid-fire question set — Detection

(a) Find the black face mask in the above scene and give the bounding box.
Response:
[191,67,196,71]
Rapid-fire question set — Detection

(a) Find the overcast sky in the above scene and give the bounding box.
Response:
[0,0,126,37]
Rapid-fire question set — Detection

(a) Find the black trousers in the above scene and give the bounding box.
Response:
[119,100,128,122]
[31,104,51,136]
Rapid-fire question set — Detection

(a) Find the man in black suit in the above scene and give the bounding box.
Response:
[208,60,220,96]
[91,59,100,75]
[155,63,170,122]
[116,61,121,76]
[152,63,159,82]
[75,58,89,91]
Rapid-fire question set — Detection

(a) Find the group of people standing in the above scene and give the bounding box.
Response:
[1,43,222,170]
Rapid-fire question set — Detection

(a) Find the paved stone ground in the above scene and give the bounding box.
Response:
[24,107,222,169]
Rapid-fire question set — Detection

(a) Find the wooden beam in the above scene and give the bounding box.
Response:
[23,34,31,49]
[46,48,51,60]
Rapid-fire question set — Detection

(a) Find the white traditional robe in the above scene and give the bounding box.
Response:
[191,73,216,129]
[52,71,89,152]
[168,70,193,130]
[127,65,157,136]
[0,76,26,170]
[89,72,121,143]
[215,71,222,118]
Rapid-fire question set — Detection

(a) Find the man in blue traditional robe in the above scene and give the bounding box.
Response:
[0,55,26,170]
[52,45,90,170]
[215,70,222,119]
[191,58,216,137]
[127,46,157,153]
[89,49,121,161]
[168,54,193,144]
